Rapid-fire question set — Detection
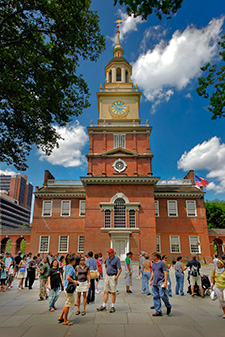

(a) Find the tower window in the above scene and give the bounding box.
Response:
[116,68,121,81]
[114,198,126,227]
[114,134,125,148]
[125,70,129,83]
[109,70,112,83]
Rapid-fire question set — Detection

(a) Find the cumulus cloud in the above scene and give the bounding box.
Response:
[132,17,224,112]
[177,136,225,194]
[0,169,17,176]
[140,26,168,52]
[37,122,89,168]
[111,10,143,44]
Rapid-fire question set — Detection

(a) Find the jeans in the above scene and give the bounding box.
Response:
[152,285,171,314]
[87,278,95,303]
[142,271,151,294]
[49,287,60,310]
[141,269,146,292]
[167,272,172,296]
[175,272,184,295]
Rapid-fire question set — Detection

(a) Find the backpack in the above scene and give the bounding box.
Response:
[190,264,198,277]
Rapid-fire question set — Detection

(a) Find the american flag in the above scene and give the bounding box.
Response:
[195,175,209,187]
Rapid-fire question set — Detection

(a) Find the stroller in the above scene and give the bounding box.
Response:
[187,271,211,296]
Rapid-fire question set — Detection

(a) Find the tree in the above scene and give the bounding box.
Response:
[114,0,184,20]
[196,35,225,120]
[205,200,225,229]
[0,0,105,170]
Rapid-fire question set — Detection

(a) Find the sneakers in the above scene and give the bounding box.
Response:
[152,311,162,317]
[109,307,115,313]
[167,306,172,315]
[37,297,44,301]
[126,290,133,294]
[97,305,106,311]
[150,306,155,309]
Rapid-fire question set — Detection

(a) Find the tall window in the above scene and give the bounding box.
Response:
[39,235,50,253]
[42,201,52,217]
[156,235,161,253]
[125,70,129,83]
[61,200,71,216]
[129,210,136,228]
[79,200,86,216]
[59,235,69,253]
[155,200,159,217]
[114,198,126,227]
[189,236,201,253]
[114,134,125,148]
[167,200,178,217]
[78,235,84,252]
[186,200,197,217]
[105,210,111,228]
[170,235,181,253]
[116,67,121,81]
[109,70,112,83]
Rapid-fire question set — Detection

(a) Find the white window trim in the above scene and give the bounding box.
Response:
[114,133,126,148]
[156,235,161,253]
[169,235,181,254]
[61,200,71,217]
[189,235,201,254]
[39,235,50,253]
[155,200,159,217]
[167,200,178,217]
[104,209,111,228]
[186,200,197,217]
[79,200,86,217]
[129,209,136,228]
[42,200,53,217]
[58,235,69,253]
[78,235,84,253]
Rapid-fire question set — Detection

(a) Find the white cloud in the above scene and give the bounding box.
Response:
[177,136,225,194]
[132,17,224,111]
[37,122,89,167]
[0,169,17,176]
[140,26,168,52]
[111,10,143,44]
[185,93,192,99]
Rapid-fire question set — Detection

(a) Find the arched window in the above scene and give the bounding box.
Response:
[114,198,126,227]
[125,70,129,83]
[109,70,112,83]
[116,68,121,81]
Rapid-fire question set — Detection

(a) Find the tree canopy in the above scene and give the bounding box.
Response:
[196,35,225,120]
[114,0,184,20]
[0,0,105,170]
[205,200,225,229]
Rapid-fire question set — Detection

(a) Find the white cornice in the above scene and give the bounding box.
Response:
[81,176,160,186]
[34,192,86,199]
[154,192,205,199]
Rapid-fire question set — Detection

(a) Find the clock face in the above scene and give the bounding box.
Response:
[111,101,126,115]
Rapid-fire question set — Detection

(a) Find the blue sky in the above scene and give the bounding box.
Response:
[1,0,225,202]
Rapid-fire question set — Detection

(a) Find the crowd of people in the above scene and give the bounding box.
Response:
[1,249,225,322]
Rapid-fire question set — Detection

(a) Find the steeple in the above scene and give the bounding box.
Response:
[113,21,124,58]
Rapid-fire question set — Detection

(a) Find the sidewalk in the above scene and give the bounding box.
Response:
[0,263,224,337]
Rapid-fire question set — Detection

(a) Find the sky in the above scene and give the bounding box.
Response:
[1,0,225,203]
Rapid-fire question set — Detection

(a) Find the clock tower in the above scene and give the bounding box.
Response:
[81,23,159,260]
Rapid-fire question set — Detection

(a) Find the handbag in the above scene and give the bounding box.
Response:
[19,267,26,272]
[90,270,100,280]
[210,289,218,301]
[66,282,76,294]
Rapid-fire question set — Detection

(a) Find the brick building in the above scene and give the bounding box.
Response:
[30,26,212,262]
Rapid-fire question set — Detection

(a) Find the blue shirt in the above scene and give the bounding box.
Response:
[152,260,167,286]
[64,264,76,288]
[105,256,121,275]
[86,257,97,271]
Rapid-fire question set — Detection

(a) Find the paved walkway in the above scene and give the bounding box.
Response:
[0,263,224,337]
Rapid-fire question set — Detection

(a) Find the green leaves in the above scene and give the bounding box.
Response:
[0,0,105,170]
[114,0,184,20]
[205,200,225,229]
[196,34,225,120]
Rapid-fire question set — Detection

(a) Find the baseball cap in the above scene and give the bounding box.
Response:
[107,248,114,253]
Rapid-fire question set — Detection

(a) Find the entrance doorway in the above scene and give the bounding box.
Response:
[110,232,130,261]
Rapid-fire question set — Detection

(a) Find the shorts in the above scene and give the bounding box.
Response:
[76,281,88,293]
[190,274,202,286]
[64,289,75,308]
[7,275,14,284]
[1,279,6,286]
[125,273,132,287]
[104,274,117,293]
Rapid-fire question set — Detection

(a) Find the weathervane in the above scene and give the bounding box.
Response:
[114,17,124,29]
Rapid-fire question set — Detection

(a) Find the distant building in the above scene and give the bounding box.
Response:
[0,174,33,253]
[30,26,213,262]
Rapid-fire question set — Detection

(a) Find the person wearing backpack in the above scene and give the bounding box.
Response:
[186,256,204,298]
